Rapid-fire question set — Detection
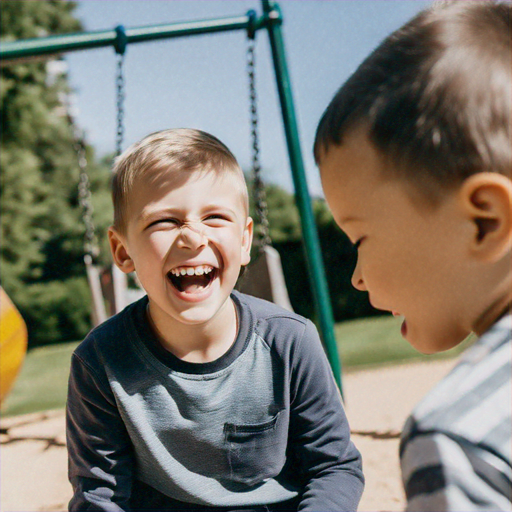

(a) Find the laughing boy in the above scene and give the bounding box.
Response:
[66,128,363,511]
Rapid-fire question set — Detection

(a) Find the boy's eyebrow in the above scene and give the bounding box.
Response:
[201,204,237,213]
[138,207,177,222]
[338,216,362,225]
[137,205,239,223]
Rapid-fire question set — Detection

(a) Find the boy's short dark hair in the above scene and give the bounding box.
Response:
[314,1,511,201]
[112,128,248,233]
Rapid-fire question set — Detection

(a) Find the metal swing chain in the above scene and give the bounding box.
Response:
[247,36,272,252]
[75,127,100,264]
[115,52,125,158]
[77,50,125,265]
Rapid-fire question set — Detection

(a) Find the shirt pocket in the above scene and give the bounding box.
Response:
[224,410,287,486]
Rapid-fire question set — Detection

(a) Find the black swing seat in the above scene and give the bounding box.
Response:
[238,245,293,312]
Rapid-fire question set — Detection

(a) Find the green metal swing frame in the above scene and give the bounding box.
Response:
[0,0,343,394]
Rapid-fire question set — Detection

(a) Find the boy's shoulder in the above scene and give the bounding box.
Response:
[403,314,512,449]
[233,290,319,353]
[234,290,309,329]
[73,297,146,366]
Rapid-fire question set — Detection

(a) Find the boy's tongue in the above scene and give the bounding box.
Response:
[178,274,210,293]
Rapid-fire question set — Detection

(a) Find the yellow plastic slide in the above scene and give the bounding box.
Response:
[0,287,27,404]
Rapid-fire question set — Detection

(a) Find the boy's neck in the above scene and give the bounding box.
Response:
[473,296,512,337]
[146,298,239,364]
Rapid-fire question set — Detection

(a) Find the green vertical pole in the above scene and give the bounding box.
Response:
[261,0,343,394]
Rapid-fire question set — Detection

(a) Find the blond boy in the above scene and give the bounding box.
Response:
[66,129,364,511]
[314,1,511,510]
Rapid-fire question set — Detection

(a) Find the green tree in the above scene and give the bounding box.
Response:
[248,179,313,245]
[246,178,378,321]
[248,177,335,244]
[1,0,112,346]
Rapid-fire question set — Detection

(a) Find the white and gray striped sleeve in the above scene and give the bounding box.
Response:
[400,315,512,511]
[401,425,512,511]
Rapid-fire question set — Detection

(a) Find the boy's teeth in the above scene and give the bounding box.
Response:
[171,265,214,276]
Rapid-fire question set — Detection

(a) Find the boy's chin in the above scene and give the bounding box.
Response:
[404,325,469,355]
[173,296,233,325]
[173,305,221,325]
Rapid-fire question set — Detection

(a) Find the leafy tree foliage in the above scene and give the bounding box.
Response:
[1,0,112,346]
[247,177,379,322]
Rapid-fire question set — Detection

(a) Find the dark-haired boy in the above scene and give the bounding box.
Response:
[314,2,511,510]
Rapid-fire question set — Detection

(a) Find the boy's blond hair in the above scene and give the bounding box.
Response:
[314,1,511,203]
[111,128,248,233]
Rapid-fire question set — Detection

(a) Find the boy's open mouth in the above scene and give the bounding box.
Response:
[168,265,217,293]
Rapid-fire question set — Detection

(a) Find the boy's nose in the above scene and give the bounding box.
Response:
[176,224,207,250]
[351,261,367,292]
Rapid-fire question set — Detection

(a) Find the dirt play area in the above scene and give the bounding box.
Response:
[0,358,456,512]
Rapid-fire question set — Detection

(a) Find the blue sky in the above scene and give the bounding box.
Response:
[66,0,430,197]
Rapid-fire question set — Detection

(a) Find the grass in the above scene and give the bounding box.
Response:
[1,341,79,418]
[336,314,473,370]
[1,315,473,418]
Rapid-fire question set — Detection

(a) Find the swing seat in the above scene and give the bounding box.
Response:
[85,258,145,327]
[238,245,293,312]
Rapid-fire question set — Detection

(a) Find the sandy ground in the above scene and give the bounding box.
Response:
[0,358,456,512]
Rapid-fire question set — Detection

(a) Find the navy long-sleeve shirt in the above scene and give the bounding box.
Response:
[67,291,364,511]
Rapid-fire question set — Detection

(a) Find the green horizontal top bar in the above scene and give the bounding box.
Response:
[0,11,273,61]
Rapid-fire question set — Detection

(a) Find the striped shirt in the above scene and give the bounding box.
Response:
[400,314,512,511]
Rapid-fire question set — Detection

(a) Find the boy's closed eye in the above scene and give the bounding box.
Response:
[202,213,235,226]
[146,218,181,229]
[204,214,228,221]
[352,238,364,251]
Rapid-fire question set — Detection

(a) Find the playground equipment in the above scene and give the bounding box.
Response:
[71,44,145,326]
[0,287,28,404]
[0,1,343,393]
[237,32,293,311]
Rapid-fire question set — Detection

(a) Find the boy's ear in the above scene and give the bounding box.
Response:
[108,227,135,274]
[241,217,254,266]
[459,173,512,262]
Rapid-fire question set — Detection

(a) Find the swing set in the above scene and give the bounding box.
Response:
[0,0,343,393]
